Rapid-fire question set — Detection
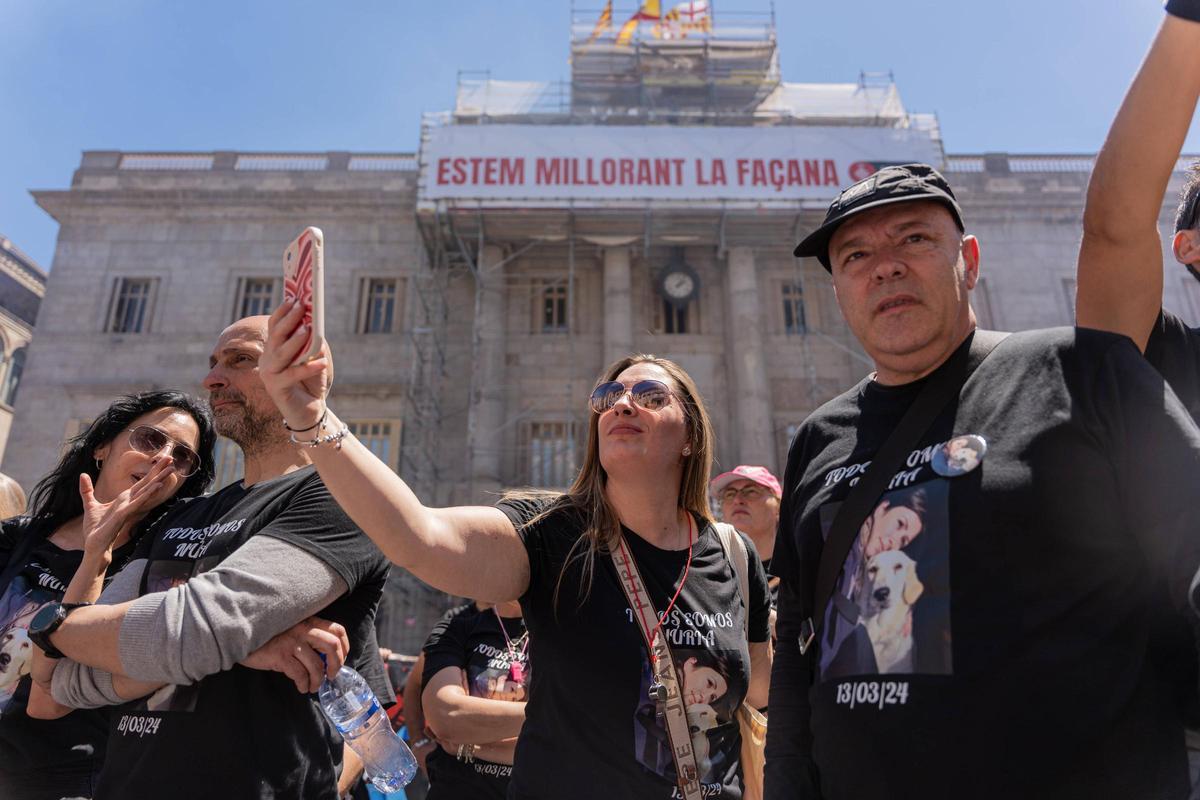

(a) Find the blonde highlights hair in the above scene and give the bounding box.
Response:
[509,354,716,610]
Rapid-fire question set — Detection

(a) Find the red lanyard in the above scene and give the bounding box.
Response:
[493,608,530,683]
[630,513,695,670]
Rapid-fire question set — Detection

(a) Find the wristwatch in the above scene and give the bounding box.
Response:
[28,601,91,659]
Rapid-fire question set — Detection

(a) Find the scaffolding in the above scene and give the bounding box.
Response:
[569,4,779,115]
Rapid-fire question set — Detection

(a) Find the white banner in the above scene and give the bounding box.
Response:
[419,124,942,203]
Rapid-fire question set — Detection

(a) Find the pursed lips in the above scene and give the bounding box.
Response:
[874,294,920,316]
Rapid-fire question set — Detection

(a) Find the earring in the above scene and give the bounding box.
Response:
[95,458,102,472]
[682,446,691,457]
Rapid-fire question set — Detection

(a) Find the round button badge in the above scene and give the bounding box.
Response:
[931,434,988,477]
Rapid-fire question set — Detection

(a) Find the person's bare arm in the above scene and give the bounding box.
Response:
[47,536,347,683]
[746,639,772,710]
[260,300,531,603]
[338,745,364,797]
[1077,12,1200,351]
[421,666,526,745]
[404,651,428,735]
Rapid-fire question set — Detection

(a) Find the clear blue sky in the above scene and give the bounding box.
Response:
[2,0,1196,268]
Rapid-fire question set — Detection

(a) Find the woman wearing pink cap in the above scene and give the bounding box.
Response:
[710,466,782,572]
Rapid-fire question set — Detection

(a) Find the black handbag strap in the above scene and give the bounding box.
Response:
[800,329,1009,654]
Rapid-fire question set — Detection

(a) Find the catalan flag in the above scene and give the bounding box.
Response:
[616,0,662,45]
[586,0,613,44]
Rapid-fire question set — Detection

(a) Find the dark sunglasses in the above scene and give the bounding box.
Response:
[588,380,674,414]
[125,425,201,478]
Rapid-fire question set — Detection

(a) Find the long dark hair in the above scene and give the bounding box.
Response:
[26,390,217,534]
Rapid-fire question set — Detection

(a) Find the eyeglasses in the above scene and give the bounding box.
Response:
[124,426,201,478]
[588,379,674,414]
[719,486,767,503]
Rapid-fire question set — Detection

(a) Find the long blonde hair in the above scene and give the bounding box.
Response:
[509,354,716,610]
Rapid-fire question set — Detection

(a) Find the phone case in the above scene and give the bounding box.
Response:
[282,226,325,363]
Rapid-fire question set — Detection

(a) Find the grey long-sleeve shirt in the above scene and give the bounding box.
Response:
[51,534,346,709]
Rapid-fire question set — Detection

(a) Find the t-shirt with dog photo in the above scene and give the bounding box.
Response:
[0,517,140,799]
[498,497,771,800]
[421,603,530,800]
[766,328,1200,800]
[94,466,390,800]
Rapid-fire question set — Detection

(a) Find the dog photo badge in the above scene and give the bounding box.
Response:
[932,434,987,477]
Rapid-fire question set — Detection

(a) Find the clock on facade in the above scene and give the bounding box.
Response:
[657,251,699,308]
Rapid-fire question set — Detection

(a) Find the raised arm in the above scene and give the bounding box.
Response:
[259,300,531,603]
[1076,8,1200,351]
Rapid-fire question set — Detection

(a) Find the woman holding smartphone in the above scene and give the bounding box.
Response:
[260,299,771,799]
[0,390,216,799]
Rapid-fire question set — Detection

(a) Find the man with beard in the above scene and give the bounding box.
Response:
[28,316,391,800]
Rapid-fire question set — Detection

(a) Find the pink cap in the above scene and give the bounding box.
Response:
[710,465,782,499]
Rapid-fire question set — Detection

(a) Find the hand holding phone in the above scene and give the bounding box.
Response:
[282,227,326,364]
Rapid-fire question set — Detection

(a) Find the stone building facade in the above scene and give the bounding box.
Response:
[0,237,45,467]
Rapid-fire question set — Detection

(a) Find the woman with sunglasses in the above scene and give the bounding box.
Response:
[0,390,215,800]
[260,299,772,799]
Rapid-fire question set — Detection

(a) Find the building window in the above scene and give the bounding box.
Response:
[358,279,399,334]
[348,420,400,471]
[782,283,807,335]
[778,421,802,473]
[1,347,25,406]
[541,284,568,333]
[235,277,280,320]
[973,277,996,329]
[107,278,157,333]
[656,299,690,334]
[211,436,244,490]
[526,422,578,488]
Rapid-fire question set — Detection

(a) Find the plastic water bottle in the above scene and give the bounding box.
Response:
[318,665,417,792]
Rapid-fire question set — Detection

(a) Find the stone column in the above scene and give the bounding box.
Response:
[603,246,634,364]
[466,243,507,498]
[726,246,775,470]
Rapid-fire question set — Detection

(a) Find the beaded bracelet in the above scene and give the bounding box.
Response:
[290,426,350,450]
[1167,0,1200,23]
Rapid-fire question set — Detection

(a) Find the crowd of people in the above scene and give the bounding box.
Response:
[1,3,1200,799]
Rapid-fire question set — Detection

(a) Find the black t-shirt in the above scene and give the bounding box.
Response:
[1142,310,1200,731]
[0,517,141,800]
[499,499,771,800]
[421,604,530,800]
[95,466,390,800]
[1146,309,1200,423]
[767,328,1200,800]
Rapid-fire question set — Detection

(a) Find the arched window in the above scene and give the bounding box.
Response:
[3,347,27,406]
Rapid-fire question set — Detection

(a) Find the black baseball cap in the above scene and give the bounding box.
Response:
[794,163,965,271]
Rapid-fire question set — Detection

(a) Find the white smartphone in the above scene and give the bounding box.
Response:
[282,226,325,364]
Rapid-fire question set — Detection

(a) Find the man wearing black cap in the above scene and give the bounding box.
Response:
[766,148,1200,798]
